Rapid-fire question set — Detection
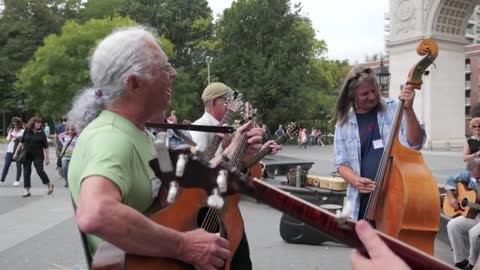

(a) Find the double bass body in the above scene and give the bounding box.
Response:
[374,139,440,254]
[367,39,441,255]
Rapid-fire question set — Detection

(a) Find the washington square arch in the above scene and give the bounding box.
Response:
[388,0,480,149]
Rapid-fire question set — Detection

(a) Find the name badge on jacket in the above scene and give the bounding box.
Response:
[373,139,384,149]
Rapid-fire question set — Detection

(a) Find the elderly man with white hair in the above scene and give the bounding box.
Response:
[67,26,265,270]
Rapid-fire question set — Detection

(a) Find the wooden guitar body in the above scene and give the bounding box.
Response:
[247,162,263,179]
[443,183,478,219]
[374,144,440,254]
[125,189,243,270]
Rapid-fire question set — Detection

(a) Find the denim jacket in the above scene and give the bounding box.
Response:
[445,170,479,192]
[334,98,426,220]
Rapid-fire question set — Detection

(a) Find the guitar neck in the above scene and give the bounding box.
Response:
[203,109,236,160]
[239,178,453,270]
[241,130,294,171]
[467,201,480,211]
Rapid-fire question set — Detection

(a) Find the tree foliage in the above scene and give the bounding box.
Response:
[214,0,338,129]
[15,17,138,119]
[77,0,128,22]
[120,0,215,120]
[0,0,81,111]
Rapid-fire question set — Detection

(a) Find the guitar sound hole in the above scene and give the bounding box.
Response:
[197,207,225,235]
[462,198,469,208]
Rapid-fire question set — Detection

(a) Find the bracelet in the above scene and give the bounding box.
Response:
[221,153,230,163]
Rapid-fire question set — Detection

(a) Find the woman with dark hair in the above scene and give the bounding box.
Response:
[13,116,53,197]
[0,117,24,186]
[333,65,425,221]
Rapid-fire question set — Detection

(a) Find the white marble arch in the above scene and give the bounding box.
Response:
[388,0,480,149]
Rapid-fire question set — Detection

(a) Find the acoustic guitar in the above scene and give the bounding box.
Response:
[92,148,455,270]
[443,182,480,219]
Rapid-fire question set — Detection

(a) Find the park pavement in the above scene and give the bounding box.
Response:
[0,143,462,270]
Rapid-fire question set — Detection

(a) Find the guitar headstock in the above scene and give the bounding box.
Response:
[240,101,257,126]
[150,133,250,206]
[226,91,244,113]
[285,122,300,138]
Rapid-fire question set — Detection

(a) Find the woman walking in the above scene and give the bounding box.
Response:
[0,117,24,186]
[13,116,53,197]
[57,124,78,187]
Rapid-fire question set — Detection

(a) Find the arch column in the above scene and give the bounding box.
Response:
[388,0,479,149]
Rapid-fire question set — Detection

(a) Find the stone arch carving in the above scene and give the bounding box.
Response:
[388,0,480,149]
[427,0,478,40]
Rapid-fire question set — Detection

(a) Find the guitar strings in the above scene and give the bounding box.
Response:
[202,133,249,234]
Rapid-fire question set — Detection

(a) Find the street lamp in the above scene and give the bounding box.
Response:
[376,57,391,97]
[206,56,213,84]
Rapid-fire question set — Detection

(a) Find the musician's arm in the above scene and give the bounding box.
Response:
[403,107,424,147]
[76,176,188,260]
[400,84,424,147]
[445,171,471,208]
[334,126,375,193]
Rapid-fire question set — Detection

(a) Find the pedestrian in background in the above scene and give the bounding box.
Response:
[463,117,480,162]
[1,117,24,186]
[57,124,78,187]
[13,116,54,197]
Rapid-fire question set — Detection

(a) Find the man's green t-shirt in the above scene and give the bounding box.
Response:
[68,110,158,255]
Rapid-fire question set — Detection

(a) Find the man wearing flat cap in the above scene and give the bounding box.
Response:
[190,82,235,152]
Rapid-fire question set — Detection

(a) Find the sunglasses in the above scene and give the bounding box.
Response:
[346,68,374,87]
[473,125,480,128]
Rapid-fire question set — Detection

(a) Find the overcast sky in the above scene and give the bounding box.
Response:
[207,0,389,64]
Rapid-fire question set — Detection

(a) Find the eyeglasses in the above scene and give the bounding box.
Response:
[161,62,174,73]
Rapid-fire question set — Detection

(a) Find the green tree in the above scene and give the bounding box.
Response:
[77,0,128,22]
[0,0,81,111]
[214,0,330,128]
[15,17,138,119]
[121,0,215,119]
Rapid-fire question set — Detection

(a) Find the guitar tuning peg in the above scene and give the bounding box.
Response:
[216,170,228,193]
[207,188,224,209]
[175,154,188,177]
[167,181,179,204]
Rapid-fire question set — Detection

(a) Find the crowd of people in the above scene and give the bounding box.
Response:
[1,25,479,270]
[1,114,77,195]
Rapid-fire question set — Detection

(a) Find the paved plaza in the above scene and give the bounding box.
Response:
[0,143,464,269]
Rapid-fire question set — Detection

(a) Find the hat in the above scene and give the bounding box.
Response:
[201,82,234,103]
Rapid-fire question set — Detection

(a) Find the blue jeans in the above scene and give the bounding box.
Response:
[1,152,22,183]
[62,158,70,183]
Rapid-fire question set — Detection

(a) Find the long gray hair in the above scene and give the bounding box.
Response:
[68,26,159,132]
[332,65,384,125]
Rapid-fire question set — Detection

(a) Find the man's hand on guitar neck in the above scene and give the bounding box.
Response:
[225,120,264,155]
[261,140,282,155]
[351,220,411,270]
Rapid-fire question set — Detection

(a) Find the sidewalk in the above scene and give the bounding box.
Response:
[0,143,457,269]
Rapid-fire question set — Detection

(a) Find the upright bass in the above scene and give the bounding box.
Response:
[364,39,440,254]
